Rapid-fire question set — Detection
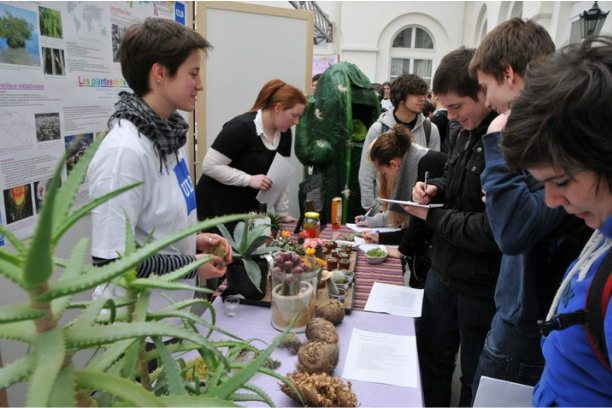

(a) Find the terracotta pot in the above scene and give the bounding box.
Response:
[223,257,268,300]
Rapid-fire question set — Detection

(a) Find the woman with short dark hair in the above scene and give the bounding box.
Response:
[88,18,231,318]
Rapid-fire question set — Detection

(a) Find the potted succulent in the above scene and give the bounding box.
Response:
[270,251,319,333]
[218,222,281,300]
[0,136,303,407]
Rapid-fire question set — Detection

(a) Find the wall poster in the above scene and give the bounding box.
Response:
[0,1,187,246]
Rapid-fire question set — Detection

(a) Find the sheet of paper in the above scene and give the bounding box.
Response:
[346,223,401,234]
[255,153,295,206]
[342,328,418,388]
[364,282,424,317]
[473,376,534,407]
[356,238,399,252]
[378,198,443,208]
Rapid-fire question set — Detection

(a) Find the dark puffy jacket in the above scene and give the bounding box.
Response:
[425,111,502,298]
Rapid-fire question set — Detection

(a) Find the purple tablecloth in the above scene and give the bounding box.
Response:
[186,298,423,407]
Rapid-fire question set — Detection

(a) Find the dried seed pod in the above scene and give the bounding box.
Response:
[276,332,302,354]
[211,242,226,261]
[305,318,339,344]
[315,298,345,325]
[280,371,358,407]
[297,341,339,374]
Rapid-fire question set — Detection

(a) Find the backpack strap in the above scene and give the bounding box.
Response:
[586,249,612,370]
[537,248,612,371]
[423,118,431,147]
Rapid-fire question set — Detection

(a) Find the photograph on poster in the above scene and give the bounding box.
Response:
[64,133,93,175]
[0,3,40,66]
[3,183,34,225]
[33,178,52,214]
[39,6,63,39]
[111,23,128,62]
[42,46,65,75]
[35,112,61,142]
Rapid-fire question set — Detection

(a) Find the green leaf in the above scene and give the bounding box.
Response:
[231,363,303,405]
[233,383,273,406]
[72,298,116,328]
[123,211,136,257]
[152,337,185,396]
[52,135,104,236]
[0,254,24,289]
[65,323,227,367]
[86,339,137,372]
[26,327,66,407]
[160,395,239,407]
[238,222,248,253]
[242,236,269,257]
[206,315,298,400]
[129,280,214,295]
[0,352,36,390]
[217,224,236,251]
[0,224,26,255]
[157,256,211,283]
[252,246,282,256]
[75,370,166,407]
[241,257,262,289]
[67,297,136,309]
[52,183,142,245]
[120,340,141,382]
[0,321,36,344]
[244,224,270,253]
[49,363,75,407]
[95,311,131,324]
[147,310,241,341]
[0,303,45,323]
[38,214,251,301]
[51,239,90,321]
[22,149,63,289]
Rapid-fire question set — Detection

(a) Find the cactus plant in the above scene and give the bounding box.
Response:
[0,136,302,407]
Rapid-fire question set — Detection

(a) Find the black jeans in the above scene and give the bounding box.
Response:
[416,270,497,407]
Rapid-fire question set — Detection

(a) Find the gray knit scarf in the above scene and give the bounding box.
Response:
[388,144,428,214]
[108,91,189,173]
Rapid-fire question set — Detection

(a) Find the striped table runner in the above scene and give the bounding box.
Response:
[319,225,404,310]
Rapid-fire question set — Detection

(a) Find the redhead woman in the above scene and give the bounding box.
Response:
[196,79,306,231]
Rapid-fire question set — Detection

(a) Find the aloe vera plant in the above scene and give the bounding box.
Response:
[0,136,301,407]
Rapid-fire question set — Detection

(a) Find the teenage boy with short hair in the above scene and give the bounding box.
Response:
[359,74,440,211]
[468,18,586,398]
[407,48,501,407]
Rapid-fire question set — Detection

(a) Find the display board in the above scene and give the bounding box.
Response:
[0,1,188,246]
[313,53,339,76]
[195,2,313,218]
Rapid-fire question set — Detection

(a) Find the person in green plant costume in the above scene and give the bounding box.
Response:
[88,18,231,321]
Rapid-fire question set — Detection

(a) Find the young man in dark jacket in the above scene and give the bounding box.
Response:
[468,18,587,399]
[407,47,501,407]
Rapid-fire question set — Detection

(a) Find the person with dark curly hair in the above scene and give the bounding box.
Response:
[359,74,440,212]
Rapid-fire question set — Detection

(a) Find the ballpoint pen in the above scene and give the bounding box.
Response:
[424,171,429,197]
[359,205,374,223]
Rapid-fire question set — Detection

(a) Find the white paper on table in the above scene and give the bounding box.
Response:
[378,198,443,208]
[473,376,534,407]
[356,238,399,252]
[364,282,424,317]
[255,153,295,206]
[342,328,418,388]
[346,223,401,234]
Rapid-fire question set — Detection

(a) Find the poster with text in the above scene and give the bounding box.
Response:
[0,1,186,244]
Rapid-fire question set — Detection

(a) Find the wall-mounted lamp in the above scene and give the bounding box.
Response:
[580,1,609,38]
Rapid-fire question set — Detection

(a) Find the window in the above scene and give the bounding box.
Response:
[390,58,433,85]
[389,26,435,85]
[392,27,433,49]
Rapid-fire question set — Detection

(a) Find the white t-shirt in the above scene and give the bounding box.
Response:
[88,119,198,313]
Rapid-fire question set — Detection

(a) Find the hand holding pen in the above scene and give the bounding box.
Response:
[361,230,379,244]
[355,205,375,226]
[423,171,429,198]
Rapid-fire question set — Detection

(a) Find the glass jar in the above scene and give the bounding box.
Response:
[303,211,320,238]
